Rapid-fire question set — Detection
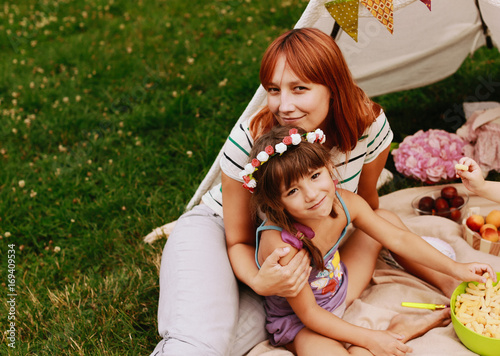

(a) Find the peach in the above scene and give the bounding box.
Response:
[466,214,485,232]
[479,223,497,234]
[485,209,500,228]
[481,226,500,242]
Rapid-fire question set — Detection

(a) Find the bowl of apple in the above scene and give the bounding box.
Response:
[411,186,469,223]
[462,209,500,256]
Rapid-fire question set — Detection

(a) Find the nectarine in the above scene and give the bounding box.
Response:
[485,209,500,228]
[466,214,485,232]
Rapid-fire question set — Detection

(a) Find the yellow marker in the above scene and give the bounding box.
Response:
[401,302,448,310]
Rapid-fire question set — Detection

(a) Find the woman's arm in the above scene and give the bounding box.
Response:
[357,145,390,210]
[222,173,311,297]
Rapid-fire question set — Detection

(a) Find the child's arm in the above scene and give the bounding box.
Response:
[344,190,497,284]
[456,157,500,204]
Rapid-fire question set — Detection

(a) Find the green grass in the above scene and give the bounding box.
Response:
[0,0,499,354]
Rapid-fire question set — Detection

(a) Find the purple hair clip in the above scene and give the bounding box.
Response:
[281,223,315,249]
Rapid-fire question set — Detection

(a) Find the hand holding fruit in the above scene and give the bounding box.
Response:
[455,158,484,193]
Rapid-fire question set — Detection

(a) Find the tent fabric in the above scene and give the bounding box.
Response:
[183,0,500,212]
[480,0,500,48]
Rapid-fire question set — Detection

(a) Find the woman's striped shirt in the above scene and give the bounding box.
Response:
[202,111,393,217]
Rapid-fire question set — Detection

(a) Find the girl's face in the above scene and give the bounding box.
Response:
[280,166,336,222]
[266,55,331,133]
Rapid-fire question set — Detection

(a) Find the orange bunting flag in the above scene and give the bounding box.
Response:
[361,0,394,34]
[420,0,431,11]
[325,0,360,42]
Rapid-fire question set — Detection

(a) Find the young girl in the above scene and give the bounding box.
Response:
[246,125,496,356]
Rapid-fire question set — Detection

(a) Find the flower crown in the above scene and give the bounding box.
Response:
[240,128,326,193]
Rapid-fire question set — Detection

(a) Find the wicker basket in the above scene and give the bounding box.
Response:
[461,218,500,256]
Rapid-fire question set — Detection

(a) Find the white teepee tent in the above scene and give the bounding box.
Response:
[144,0,500,242]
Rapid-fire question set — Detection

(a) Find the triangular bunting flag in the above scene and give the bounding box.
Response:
[420,0,431,11]
[325,0,359,42]
[361,0,394,34]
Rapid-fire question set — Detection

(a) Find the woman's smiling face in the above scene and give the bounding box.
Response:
[266,55,331,133]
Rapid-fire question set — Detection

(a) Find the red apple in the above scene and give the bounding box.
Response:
[441,186,458,200]
[466,214,485,232]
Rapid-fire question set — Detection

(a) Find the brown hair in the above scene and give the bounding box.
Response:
[250,125,337,270]
[249,28,381,152]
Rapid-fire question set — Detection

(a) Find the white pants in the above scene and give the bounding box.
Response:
[150,205,267,356]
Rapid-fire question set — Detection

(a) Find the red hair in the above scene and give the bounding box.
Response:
[249,28,381,152]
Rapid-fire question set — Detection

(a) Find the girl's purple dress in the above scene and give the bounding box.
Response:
[255,191,350,346]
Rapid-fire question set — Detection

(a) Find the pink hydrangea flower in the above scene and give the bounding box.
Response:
[391,129,466,183]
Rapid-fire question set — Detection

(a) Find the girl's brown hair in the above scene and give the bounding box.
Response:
[250,125,337,270]
[249,28,381,152]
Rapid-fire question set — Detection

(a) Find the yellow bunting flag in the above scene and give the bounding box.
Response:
[361,0,394,34]
[420,0,431,11]
[325,0,359,42]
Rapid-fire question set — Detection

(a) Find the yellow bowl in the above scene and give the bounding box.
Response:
[450,272,500,355]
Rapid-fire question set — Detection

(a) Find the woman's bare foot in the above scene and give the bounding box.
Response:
[388,308,451,343]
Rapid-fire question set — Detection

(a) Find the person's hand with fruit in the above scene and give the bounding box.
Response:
[456,157,500,204]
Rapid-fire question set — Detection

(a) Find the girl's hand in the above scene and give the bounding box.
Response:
[456,157,485,193]
[366,331,412,356]
[253,247,311,297]
[454,262,497,284]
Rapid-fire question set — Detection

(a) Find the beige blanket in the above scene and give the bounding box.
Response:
[247,183,500,356]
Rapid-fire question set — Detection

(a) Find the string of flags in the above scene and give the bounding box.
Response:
[325,0,431,42]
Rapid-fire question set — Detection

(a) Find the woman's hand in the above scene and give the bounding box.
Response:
[366,330,412,356]
[252,247,311,297]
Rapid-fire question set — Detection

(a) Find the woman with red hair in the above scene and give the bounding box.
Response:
[151,28,457,356]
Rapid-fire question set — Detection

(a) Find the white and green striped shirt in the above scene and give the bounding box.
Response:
[202,111,393,217]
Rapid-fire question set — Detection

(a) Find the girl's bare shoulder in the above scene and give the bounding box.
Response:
[335,188,371,216]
